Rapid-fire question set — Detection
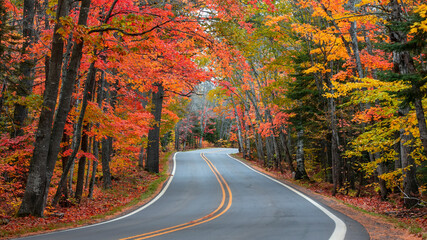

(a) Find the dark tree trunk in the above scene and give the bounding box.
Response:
[400,129,419,207]
[60,132,69,201]
[46,0,91,205]
[52,61,96,206]
[244,106,251,160]
[370,152,388,200]
[0,79,7,112]
[18,0,70,217]
[145,84,164,173]
[279,129,295,173]
[413,94,427,156]
[101,136,112,189]
[174,122,180,151]
[85,138,91,189]
[89,138,98,199]
[246,91,265,163]
[326,78,341,195]
[75,126,89,201]
[265,109,281,169]
[12,0,36,137]
[89,70,104,197]
[231,97,244,154]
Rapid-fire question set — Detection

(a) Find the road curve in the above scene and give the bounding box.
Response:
[16,148,369,240]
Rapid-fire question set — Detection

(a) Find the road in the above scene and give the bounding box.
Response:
[17,148,369,240]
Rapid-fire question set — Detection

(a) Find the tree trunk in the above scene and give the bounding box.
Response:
[413,97,427,156]
[279,129,295,173]
[18,0,70,217]
[85,138,92,190]
[348,0,364,79]
[52,61,96,206]
[138,146,145,168]
[400,129,419,207]
[246,91,265,162]
[371,152,388,200]
[145,84,164,173]
[265,109,281,169]
[244,107,251,160]
[89,71,104,197]
[75,126,89,201]
[60,133,69,202]
[89,139,98,199]
[294,129,308,180]
[12,0,36,137]
[175,122,180,151]
[231,97,244,153]
[101,136,112,189]
[326,79,341,195]
[47,0,91,204]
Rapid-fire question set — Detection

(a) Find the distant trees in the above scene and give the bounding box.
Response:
[174,81,234,151]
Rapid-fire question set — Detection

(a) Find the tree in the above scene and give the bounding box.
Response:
[18,0,70,217]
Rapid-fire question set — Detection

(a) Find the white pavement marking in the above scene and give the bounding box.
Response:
[23,152,178,239]
[226,153,347,240]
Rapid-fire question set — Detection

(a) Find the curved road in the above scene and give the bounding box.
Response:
[17,148,369,240]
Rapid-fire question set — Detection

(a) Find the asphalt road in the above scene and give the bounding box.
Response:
[17,148,369,240]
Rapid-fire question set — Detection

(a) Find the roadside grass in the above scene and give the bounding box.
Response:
[1,152,172,239]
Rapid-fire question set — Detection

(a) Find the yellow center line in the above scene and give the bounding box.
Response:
[119,153,232,240]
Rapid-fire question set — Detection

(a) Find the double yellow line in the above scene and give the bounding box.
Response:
[120,153,232,240]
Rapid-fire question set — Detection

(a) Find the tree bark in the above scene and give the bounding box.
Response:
[400,128,419,207]
[145,84,164,173]
[52,61,96,206]
[243,106,251,160]
[85,137,92,190]
[18,0,70,217]
[89,71,104,197]
[279,129,295,173]
[12,0,36,137]
[60,133,69,202]
[246,91,265,162]
[101,136,112,189]
[89,138,98,199]
[370,152,388,200]
[231,97,244,153]
[48,0,91,204]
[75,126,89,201]
[138,147,145,168]
[325,76,341,195]
[294,129,308,180]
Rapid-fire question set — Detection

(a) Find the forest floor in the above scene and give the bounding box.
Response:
[230,153,427,240]
[0,152,172,240]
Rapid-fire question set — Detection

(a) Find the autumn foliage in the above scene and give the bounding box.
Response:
[0,0,426,237]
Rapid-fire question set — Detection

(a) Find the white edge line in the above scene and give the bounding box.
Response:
[226,153,347,240]
[22,152,178,239]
